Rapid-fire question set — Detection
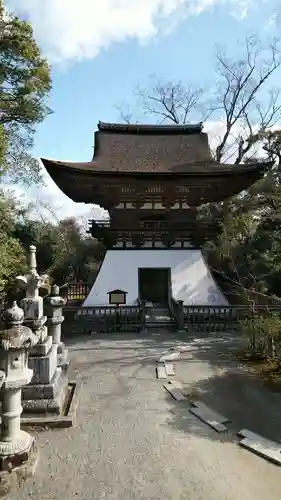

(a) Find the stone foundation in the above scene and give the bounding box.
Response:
[28,344,58,385]
[58,345,69,369]
[22,367,69,414]
[0,444,39,497]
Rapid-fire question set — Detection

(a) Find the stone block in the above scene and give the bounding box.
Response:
[22,367,63,400]
[30,335,52,357]
[28,344,58,385]
[58,346,69,368]
[22,376,69,415]
[21,296,43,320]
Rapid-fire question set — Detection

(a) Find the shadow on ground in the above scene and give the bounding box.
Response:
[168,332,281,444]
[65,330,281,446]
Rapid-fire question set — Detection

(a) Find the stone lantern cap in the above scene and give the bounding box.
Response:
[2,301,24,327]
[45,284,67,308]
[0,302,39,351]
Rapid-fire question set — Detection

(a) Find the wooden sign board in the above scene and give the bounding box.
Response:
[107,289,127,305]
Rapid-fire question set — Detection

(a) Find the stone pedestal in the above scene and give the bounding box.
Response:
[45,285,68,370]
[22,342,68,415]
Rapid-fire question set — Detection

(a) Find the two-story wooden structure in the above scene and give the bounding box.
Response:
[41,121,267,309]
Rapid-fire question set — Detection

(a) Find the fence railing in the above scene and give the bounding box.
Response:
[63,305,144,334]
[61,302,281,336]
[183,305,281,333]
[60,282,91,303]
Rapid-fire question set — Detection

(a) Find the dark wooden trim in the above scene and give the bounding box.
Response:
[108,247,200,250]
[42,158,267,178]
[98,121,203,135]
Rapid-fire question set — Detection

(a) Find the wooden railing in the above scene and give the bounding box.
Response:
[61,301,281,336]
[60,282,91,304]
[183,305,281,333]
[168,297,180,327]
[69,305,143,334]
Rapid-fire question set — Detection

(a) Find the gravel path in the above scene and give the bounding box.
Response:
[9,332,281,500]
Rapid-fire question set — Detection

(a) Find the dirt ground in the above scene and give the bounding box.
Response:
[174,331,281,443]
[7,331,281,500]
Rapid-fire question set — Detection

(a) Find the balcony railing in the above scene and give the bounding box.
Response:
[89,219,215,232]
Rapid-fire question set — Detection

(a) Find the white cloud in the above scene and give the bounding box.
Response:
[3,166,108,225]
[4,0,256,64]
[264,12,281,31]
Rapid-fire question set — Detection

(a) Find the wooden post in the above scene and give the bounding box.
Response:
[140,301,147,333]
[177,300,185,333]
[251,301,256,353]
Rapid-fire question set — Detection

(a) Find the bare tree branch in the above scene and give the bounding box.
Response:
[136,79,204,124]
[214,36,281,162]
[114,103,134,124]
[116,37,281,170]
[117,76,204,126]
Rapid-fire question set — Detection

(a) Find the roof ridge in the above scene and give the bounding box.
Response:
[97,121,203,135]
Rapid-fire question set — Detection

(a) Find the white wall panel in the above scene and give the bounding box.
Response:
[82,249,227,307]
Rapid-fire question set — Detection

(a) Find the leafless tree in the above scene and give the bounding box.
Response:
[116,75,204,126]
[135,77,204,125]
[117,37,281,164]
[213,36,281,162]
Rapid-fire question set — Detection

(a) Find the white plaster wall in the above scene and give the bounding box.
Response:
[82,249,228,307]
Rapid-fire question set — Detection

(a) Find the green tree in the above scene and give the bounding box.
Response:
[0,0,51,183]
[49,218,104,285]
[0,191,27,305]
[13,215,105,286]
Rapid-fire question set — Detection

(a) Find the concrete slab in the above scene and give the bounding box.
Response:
[238,429,281,465]
[238,429,281,448]
[191,401,230,423]
[159,352,180,362]
[168,380,185,391]
[163,384,186,401]
[239,437,281,466]
[165,363,175,376]
[189,407,228,433]
[156,365,167,379]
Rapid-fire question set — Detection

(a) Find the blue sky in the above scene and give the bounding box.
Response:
[4,0,281,221]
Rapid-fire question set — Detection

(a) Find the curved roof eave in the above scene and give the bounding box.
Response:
[41,157,270,177]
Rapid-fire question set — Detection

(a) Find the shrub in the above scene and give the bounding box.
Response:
[239,312,281,357]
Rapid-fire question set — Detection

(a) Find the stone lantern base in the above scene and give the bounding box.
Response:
[0,430,34,470]
[21,366,69,414]
[21,337,69,415]
[0,440,39,496]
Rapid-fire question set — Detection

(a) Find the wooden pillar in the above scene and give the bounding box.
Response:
[177,300,186,333]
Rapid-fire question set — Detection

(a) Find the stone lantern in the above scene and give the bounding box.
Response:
[17,246,68,416]
[0,301,39,473]
[16,244,49,342]
[45,284,68,368]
